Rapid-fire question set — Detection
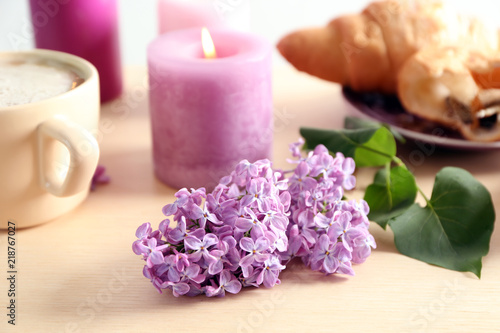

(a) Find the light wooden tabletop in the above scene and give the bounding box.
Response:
[2,65,500,333]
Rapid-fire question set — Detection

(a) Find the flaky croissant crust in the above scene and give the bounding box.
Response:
[277,0,498,93]
[279,0,500,141]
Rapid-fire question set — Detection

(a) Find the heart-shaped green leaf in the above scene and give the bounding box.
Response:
[354,126,396,167]
[364,165,417,229]
[344,116,381,130]
[389,167,495,277]
[300,126,396,167]
[344,117,406,143]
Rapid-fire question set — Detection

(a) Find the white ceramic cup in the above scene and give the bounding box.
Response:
[0,49,100,229]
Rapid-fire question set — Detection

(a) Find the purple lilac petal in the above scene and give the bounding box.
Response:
[255,237,270,252]
[148,251,164,266]
[173,250,190,271]
[208,259,224,275]
[323,255,339,274]
[224,280,242,294]
[171,282,190,297]
[188,251,203,263]
[168,218,187,244]
[203,234,219,248]
[343,176,356,190]
[239,254,255,267]
[158,219,170,236]
[135,223,152,239]
[219,270,231,285]
[239,238,254,253]
[205,286,223,297]
[184,236,202,251]
[132,240,148,256]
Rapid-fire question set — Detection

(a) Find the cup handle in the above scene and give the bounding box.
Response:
[37,115,100,197]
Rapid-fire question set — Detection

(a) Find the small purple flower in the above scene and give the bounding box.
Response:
[240,269,260,288]
[239,237,270,269]
[179,264,205,284]
[352,232,377,264]
[333,242,355,276]
[147,247,166,268]
[309,151,335,178]
[208,248,228,275]
[220,203,246,227]
[167,217,188,244]
[260,210,288,233]
[162,189,190,216]
[280,234,302,262]
[205,270,242,297]
[167,217,205,245]
[184,234,219,263]
[188,188,206,206]
[265,229,288,253]
[288,161,317,195]
[241,178,271,212]
[172,249,190,271]
[156,255,181,282]
[294,210,317,246]
[343,199,370,227]
[326,211,354,249]
[206,190,236,219]
[158,219,170,236]
[256,257,285,288]
[310,234,339,274]
[235,207,265,235]
[188,203,221,229]
[314,213,332,230]
[235,159,259,178]
[341,156,356,190]
[135,237,168,263]
[160,281,190,297]
[90,164,110,191]
[135,222,152,239]
[312,144,329,155]
[288,138,305,159]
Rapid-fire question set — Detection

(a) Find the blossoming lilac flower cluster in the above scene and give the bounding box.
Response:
[281,139,376,275]
[132,160,291,297]
[133,141,376,297]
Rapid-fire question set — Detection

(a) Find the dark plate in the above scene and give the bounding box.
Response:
[342,86,500,150]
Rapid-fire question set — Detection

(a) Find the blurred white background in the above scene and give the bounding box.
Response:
[1,0,500,67]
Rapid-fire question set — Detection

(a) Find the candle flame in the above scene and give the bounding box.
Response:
[201,27,217,59]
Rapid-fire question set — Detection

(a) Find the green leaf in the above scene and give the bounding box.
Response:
[389,167,495,277]
[344,117,381,130]
[300,126,396,167]
[344,116,406,143]
[364,165,417,229]
[354,126,396,167]
[300,127,376,158]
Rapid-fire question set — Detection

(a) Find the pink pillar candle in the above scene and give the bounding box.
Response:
[29,0,122,103]
[148,28,273,190]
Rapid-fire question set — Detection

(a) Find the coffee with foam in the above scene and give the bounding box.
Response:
[0,59,83,107]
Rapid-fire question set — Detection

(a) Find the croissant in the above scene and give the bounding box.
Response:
[277,0,498,93]
[398,46,500,142]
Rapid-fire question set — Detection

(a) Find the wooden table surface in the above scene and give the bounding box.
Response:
[2,65,500,333]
